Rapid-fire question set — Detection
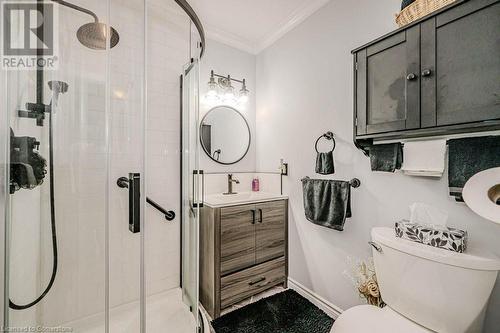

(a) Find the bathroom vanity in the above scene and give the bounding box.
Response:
[199,194,288,318]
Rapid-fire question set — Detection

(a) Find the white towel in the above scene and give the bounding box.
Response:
[402,139,446,177]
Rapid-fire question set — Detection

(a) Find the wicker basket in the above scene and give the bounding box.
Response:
[396,0,456,27]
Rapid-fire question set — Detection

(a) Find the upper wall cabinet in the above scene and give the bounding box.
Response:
[353,0,500,145]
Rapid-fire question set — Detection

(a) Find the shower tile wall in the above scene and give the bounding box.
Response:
[8,0,190,328]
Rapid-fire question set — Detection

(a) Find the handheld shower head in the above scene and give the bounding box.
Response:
[48,81,69,107]
[48,80,69,94]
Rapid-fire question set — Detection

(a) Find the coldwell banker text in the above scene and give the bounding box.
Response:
[1,1,59,70]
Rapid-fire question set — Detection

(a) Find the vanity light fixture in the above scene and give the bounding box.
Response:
[205,70,250,106]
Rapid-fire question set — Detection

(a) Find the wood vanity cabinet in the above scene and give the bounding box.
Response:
[199,199,288,318]
[353,0,500,145]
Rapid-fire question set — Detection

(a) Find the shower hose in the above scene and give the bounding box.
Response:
[9,110,58,310]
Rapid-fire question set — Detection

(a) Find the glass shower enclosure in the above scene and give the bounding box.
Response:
[0,0,204,332]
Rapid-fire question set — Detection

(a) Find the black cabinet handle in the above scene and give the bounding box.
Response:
[421,69,432,77]
[249,277,266,286]
[117,174,141,233]
[251,209,256,224]
[258,208,263,223]
[406,73,418,81]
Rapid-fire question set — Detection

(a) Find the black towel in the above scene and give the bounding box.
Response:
[301,177,351,231]
[448,136,500,201]
[315,151,335,175]
[369,143,403,172]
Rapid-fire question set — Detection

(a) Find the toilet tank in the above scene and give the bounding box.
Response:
[371,227,500,333]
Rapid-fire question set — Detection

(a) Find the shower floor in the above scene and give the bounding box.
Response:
[63,288,196,332]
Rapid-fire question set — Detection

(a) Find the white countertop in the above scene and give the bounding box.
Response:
[203,192,288,208]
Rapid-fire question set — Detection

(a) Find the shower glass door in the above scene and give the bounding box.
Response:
[1,0,202,332]
[2,0,113,329]
[108,0,146,332]
[181,56,200,320]
[1,0,145,331]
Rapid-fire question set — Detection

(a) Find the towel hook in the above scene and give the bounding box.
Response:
[315,131,336,153]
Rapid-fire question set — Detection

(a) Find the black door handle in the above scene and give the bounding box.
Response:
[251,209,256,224]
[258,208,263,223]
[117,174,140,233]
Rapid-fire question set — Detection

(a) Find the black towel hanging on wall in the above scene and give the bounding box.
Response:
[315,131,336,175]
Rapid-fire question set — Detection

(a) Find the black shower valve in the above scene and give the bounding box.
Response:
[18,102,52,127]
[26,102,51,113]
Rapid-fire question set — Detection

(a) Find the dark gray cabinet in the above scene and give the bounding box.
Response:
[353,0,500,144]
[356,27,420,135]
[421,0,500,127]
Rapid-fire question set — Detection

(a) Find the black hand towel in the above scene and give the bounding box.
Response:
[369,143,403,172]
[448,136,500,201]
[301,177,351,231]
[315,151,335,175]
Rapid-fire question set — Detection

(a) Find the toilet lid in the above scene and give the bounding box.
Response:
[331,305,431,333]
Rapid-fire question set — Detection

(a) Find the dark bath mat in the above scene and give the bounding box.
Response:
[211,289,334,333]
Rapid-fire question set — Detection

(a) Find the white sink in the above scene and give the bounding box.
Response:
[204,192,287,207]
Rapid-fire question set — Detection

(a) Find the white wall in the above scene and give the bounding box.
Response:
[200,39,256,173]
[255,0,500,332]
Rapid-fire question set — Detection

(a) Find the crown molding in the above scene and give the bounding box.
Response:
[204,0,331,55]
[256,0,331,53]
[205,24,259,54]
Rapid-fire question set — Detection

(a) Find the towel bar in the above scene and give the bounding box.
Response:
[301,176,361,188]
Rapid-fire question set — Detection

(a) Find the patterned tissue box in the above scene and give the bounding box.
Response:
[395,220,468,253]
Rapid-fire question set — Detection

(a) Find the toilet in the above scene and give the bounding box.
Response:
[331,227,500,333]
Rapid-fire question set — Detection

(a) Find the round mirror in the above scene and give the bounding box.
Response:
[200,106,251,165]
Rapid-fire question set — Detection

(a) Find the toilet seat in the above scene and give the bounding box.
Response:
[330,305,432,333]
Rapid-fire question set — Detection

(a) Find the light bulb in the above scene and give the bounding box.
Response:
[238,79,250,104]
[205,72,220,104]
[223,85,236,105]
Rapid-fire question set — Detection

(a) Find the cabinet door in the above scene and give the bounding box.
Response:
[255,201,286,264]
[421,0,500,127]
[356,27,421,135]
[220,204,256,275]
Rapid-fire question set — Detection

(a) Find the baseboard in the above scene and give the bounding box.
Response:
[288,278,343,319]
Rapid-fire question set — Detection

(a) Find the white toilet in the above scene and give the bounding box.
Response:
[331,227,500,333]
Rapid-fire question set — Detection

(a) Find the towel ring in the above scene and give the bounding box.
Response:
[315,131,336,153]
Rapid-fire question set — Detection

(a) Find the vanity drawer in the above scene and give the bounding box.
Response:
[220,257,285,309]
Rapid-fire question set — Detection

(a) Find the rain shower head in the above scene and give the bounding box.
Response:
[52,0,120,50]
[77,22,120,50]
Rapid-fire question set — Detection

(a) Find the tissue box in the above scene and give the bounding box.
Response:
[395,220,468,253]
